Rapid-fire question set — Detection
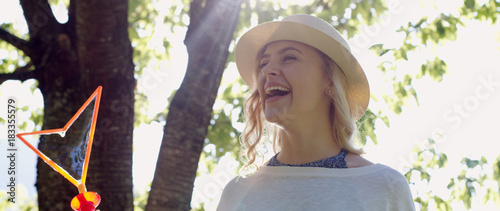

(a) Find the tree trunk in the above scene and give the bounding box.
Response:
[1,0,135,210]
[145,0,243,210]
[75,0,135,210]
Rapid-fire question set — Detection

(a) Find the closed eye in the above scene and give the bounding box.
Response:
[259,54,297,69]
[283,55,296,62]
[259,61,268,69]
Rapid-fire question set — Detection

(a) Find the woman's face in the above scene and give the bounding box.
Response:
[256,40,331,125]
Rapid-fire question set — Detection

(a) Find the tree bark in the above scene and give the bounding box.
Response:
[5,0,136,210]
[145,0,243,210]
[75,0,135,210]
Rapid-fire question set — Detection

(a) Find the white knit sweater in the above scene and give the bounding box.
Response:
[217,164,415,211]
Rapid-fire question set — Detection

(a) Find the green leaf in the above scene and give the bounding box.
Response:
[420,57,447,82]
[358,109,378,145]
[433,196,452,211]
[447,179,455,189]
[29,80,39,93]
[438,154,448,168]
[369,44,391,56]
[415,196,429,209]
[28,109,43,129]
[465,0,476,9]
[404,171,413,181]
[435,20,446,37]
[395,47,408,60]
[464,158,479,168]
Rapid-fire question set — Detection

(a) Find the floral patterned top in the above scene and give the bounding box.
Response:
[266,148,348,168]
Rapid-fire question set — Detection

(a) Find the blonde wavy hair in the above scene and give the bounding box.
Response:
[239,45,364,170]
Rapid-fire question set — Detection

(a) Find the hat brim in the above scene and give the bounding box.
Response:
[234,21,369,120]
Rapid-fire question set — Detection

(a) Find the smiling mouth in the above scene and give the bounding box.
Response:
[265,86,291,100]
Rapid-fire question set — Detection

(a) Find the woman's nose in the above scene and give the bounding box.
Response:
[261,61,280,77]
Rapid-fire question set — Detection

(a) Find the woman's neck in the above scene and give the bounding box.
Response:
[276,113,342,165]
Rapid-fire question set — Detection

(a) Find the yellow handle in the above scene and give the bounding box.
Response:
[78,183,87,194]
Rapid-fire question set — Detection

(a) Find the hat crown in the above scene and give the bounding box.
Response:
[282,14,351,53]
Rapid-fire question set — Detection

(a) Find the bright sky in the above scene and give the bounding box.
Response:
[1,0,500,210]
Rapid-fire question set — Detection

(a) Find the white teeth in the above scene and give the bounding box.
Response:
[265,86,290,94]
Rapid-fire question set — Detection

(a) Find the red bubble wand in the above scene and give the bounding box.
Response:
[17,86,102,211]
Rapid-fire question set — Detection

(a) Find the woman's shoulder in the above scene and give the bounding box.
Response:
[345,153,373,168]
[221,172,257,190]
[345,153,406,181]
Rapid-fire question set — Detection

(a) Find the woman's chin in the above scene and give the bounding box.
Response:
[264,109,295,127]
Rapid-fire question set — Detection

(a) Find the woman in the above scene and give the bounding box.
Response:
[218,14,415,210]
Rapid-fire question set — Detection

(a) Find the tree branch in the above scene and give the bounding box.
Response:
[20,0,59,39]
[0,62,37,84]
[185,0,204,44]
[0,28,32,56]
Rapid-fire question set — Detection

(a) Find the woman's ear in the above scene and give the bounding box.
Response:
[325,80,334,96]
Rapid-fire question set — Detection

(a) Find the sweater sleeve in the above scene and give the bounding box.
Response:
[217,176,247,211]
[382,167,416,211]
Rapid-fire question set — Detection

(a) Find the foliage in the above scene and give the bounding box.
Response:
[0,185,38,211]
[376,1,500,210]
[129,0,166,76]
[204,78,247,172]
[0,23,31,80]
[370,0,500,116]
[133,185,150,211]
[357,109,389,145]
[405,139,448,183]
[406,139,450,210]
[235,0,387,40]
[448,157,500,209]
[406,138,500,210]
[191,203,207,211]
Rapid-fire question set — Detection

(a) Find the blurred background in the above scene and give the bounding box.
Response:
[1,0,499,210]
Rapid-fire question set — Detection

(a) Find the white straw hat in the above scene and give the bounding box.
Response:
[234,14,370,120]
